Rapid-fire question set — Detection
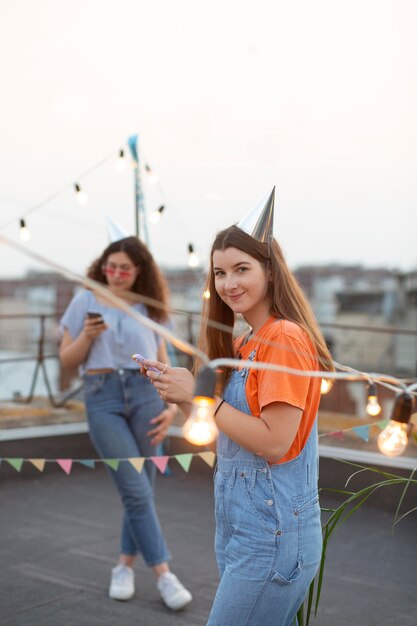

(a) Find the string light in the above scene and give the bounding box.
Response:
[366,382,382,416]
[377,392,413,457]
[183,367,218,445]
[74,183,88,205]
[116,149,127,171]
[19,219,31,242]
[149,205,165,224]
[202,289,211,300]
[145,163,158,184]
[188,243,200,268]
[321,379,332,394]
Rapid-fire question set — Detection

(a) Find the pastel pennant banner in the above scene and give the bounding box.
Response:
[103,459,120,471]
[199,451,216,467]
[56,459,73,475]
[151,456,169,474]
[29,459,46,472]
[175,453,193,472]
[7,458,23,472]
[352,425,370,442]
[79,460,96,469]
[129,457,145,473]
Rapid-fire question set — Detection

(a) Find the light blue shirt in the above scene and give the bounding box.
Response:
[60,289,163,375]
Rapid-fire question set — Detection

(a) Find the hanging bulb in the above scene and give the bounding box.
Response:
[74,183,88,204]
[321,379,332,395]
[183,368,219,446]
[188,243,200,268]
[145,163,158,184]
[149,205,165,224]
[377,392,413,457]
[202,289,211,300]
[19,219,31,241]
[366,382,382,417]
[116,149,127,170]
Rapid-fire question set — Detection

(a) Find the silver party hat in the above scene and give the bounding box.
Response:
[236,187,275,243]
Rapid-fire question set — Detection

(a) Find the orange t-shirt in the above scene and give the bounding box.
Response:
[235,317,322,464]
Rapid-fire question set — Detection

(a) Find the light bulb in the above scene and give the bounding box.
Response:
[116,149,127,170]
[366,382,381,416]
[377,422,408,457]
[188,244,199,268]
[183,397,218,446]
[202,289,211,300]
[149,205,165,224]
[74,183,88,204]
[19,219,31,241]
[183,367,218,445]
[321,379,331,395]
[377,392,413,457]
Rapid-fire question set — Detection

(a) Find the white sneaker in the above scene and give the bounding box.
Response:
[157,572,192,610]
[109,564,135,601]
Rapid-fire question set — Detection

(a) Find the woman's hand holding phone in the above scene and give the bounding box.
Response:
[84,312,107,339]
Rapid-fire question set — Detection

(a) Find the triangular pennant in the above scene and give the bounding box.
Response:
[199,451,216,467]
[56,459,73,475]
[329,430,344,439]
[78,460,96,469]
[129,457,145,473]
[352,426,370,442]
[29,459,46,472]
[151,456,169,474]
[175,453,193,473]
[376,419,389,430]
[7,458,23,472]
[103,459,120,470]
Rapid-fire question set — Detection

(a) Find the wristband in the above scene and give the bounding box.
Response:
[214,399,225,417]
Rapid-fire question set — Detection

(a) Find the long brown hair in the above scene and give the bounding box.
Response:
[199,225,334,388]
[87,236,169,323]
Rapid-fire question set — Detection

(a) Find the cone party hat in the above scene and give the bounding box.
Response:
[236,187,275,244]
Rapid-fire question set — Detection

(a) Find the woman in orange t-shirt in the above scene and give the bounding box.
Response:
[146,224,334,625]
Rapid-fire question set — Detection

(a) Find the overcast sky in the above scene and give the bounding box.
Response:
[0,0,416,279]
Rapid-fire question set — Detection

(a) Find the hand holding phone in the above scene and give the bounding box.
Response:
[131,353,160,373]
[84,311,106,339]
[87,312,104,323]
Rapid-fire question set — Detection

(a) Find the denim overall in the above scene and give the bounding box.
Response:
[207,352,322,626]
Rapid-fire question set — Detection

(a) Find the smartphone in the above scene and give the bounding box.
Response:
[131,353,160,373]
[87,311,104,323]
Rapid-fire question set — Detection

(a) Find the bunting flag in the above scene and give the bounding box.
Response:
[199,451,216,467]
[79,460,95,469]
[352,425,370,442]
[175,453,193,472]
[328,430,344,439]
[7,458,23,472]
[56,459,73,475]
[151,456,169,474]
[103,459,120,471]
[29,459,46,472]
[129,457,145,473]
[1,421,416,478]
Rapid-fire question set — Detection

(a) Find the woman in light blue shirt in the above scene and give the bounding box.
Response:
[60,236,192,611]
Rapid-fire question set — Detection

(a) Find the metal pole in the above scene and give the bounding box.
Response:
[127,134,149,245]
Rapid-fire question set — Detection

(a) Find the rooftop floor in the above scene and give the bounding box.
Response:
[1,435,416,626]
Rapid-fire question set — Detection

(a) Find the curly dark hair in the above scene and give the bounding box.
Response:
[87,236,169,323]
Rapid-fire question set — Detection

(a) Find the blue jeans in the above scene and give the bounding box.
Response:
[84,369,171,566]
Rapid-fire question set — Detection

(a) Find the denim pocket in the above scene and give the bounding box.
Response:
[83,374,106,396]
[240,472,278,534]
